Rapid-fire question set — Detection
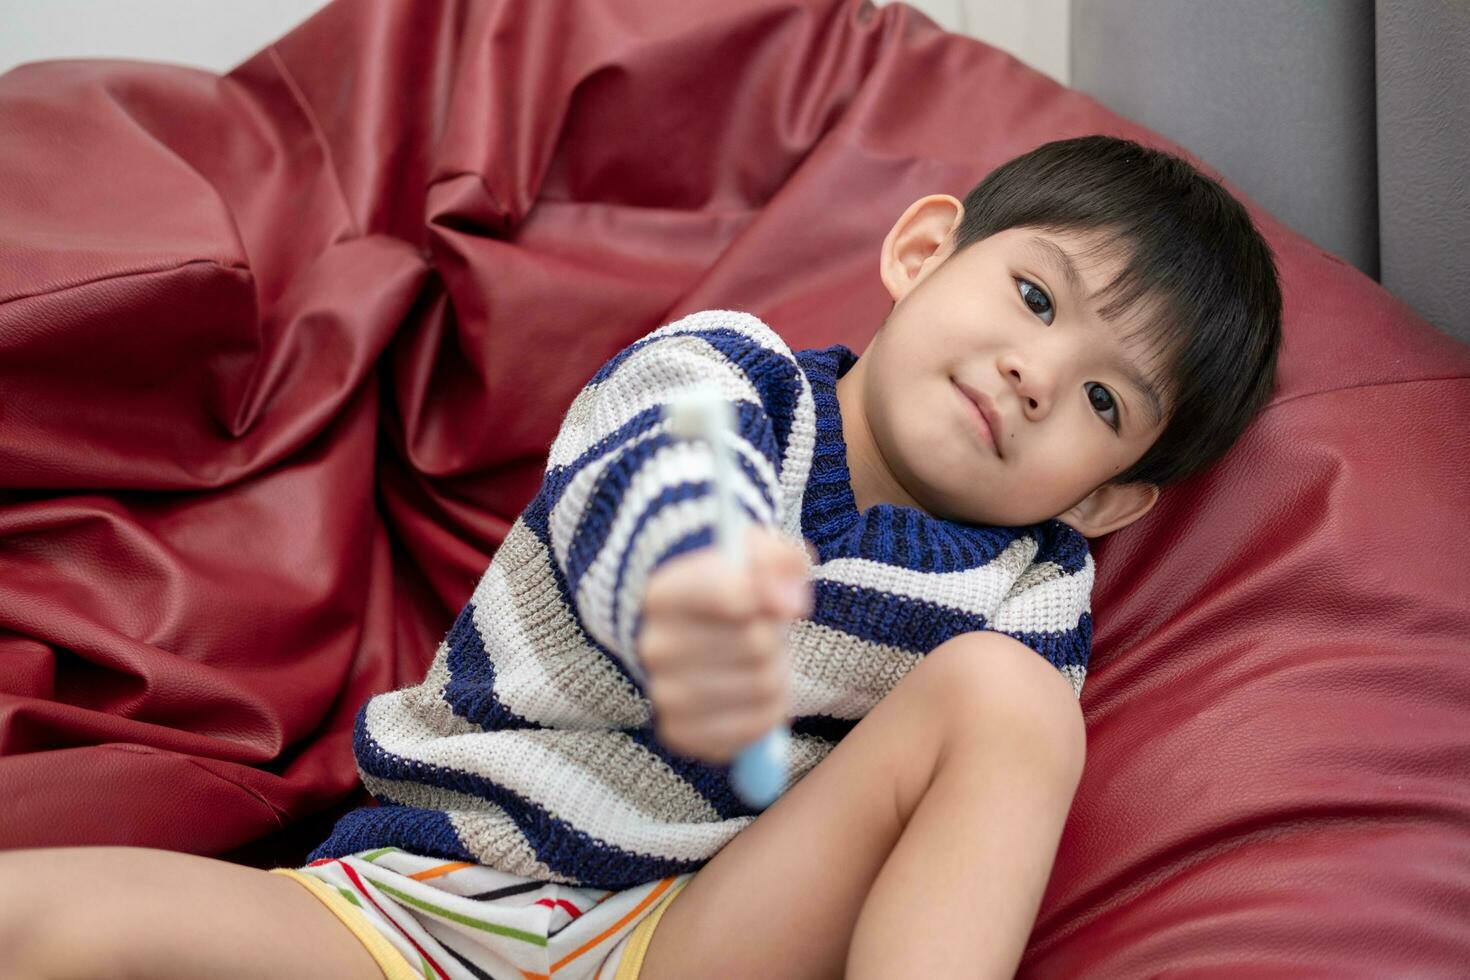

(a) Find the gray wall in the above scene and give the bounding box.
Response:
[1072,0,1469,340]
[1374,3,1470,340]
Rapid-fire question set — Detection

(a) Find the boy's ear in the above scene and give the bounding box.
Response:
[880,194,965,302]
[1055,482,1160,539]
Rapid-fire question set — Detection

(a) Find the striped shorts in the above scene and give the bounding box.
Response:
[273,849,691,980]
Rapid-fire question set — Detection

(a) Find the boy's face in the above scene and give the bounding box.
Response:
[836,195,1168,537]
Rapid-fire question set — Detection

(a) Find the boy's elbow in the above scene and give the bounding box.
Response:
[917,630,1087,779]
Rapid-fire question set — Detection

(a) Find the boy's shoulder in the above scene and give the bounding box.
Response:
[583,309,802,392]
[647,308,784,340]
[907,513,1092,599]
[1016,517,1091,577]
[641,309,797,360]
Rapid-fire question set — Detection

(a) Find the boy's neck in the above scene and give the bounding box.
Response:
[835,360,923,515]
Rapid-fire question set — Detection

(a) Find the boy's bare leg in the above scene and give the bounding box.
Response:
[639,630,1087,980]
[0,847,384,980]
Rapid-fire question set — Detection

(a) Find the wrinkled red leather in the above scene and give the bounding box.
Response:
[1,0,1466,974]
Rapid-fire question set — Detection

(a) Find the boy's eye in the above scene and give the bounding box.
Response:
[1086,382,1120,430]
[1016,278,1054,324]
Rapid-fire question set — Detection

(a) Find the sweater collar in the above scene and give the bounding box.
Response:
[793,343,862,547]
[792,342,1091,572]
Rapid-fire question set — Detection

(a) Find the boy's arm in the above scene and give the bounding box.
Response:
[542,309,812,684]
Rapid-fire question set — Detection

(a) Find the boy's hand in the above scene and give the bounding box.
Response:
[637,525,813,765]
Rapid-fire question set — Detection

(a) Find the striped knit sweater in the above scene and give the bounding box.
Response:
[311,310,1094,890]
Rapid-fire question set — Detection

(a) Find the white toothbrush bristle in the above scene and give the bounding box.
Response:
[666,388,731,439]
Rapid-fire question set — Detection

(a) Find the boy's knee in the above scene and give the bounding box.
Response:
[906,631,1087,780]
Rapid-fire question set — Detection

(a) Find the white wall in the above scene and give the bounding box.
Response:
[0,0,1069,84]
[0,0,333,76]
[872,0,1070,84]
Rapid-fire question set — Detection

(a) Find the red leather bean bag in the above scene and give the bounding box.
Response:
[1,0,1466,974]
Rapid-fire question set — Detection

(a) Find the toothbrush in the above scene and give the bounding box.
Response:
[666,386,792,809]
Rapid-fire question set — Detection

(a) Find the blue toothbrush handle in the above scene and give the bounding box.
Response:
[731,724,791,809]
[664,389,791,810]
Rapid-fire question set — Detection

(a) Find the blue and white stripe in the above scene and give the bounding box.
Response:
[311,310,1094,889]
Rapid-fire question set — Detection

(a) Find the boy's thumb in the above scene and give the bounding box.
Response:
[749,527,810,575]
[751,531,812,617]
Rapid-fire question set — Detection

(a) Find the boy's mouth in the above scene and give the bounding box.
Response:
[953,380,1004,458]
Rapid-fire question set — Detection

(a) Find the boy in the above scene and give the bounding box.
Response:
[0,135,1281,979]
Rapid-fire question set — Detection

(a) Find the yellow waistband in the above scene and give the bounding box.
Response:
[270,868,422,980]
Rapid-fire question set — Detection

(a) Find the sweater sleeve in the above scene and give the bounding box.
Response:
[986,523,1095,698]
[542,309,813,683]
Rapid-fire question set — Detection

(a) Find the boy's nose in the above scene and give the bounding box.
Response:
[998,353,1054,418]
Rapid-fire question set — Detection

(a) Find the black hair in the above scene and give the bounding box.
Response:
[948,135,1282,487]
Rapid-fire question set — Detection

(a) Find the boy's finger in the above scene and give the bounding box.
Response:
[746,530,814,617]
[753,559,812,618]
[760,575,812,620]
[652,661,787,719]
[646,619,787,671]
[645,553,762,621]
[699,702,790,759]
[749,526,813,574]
